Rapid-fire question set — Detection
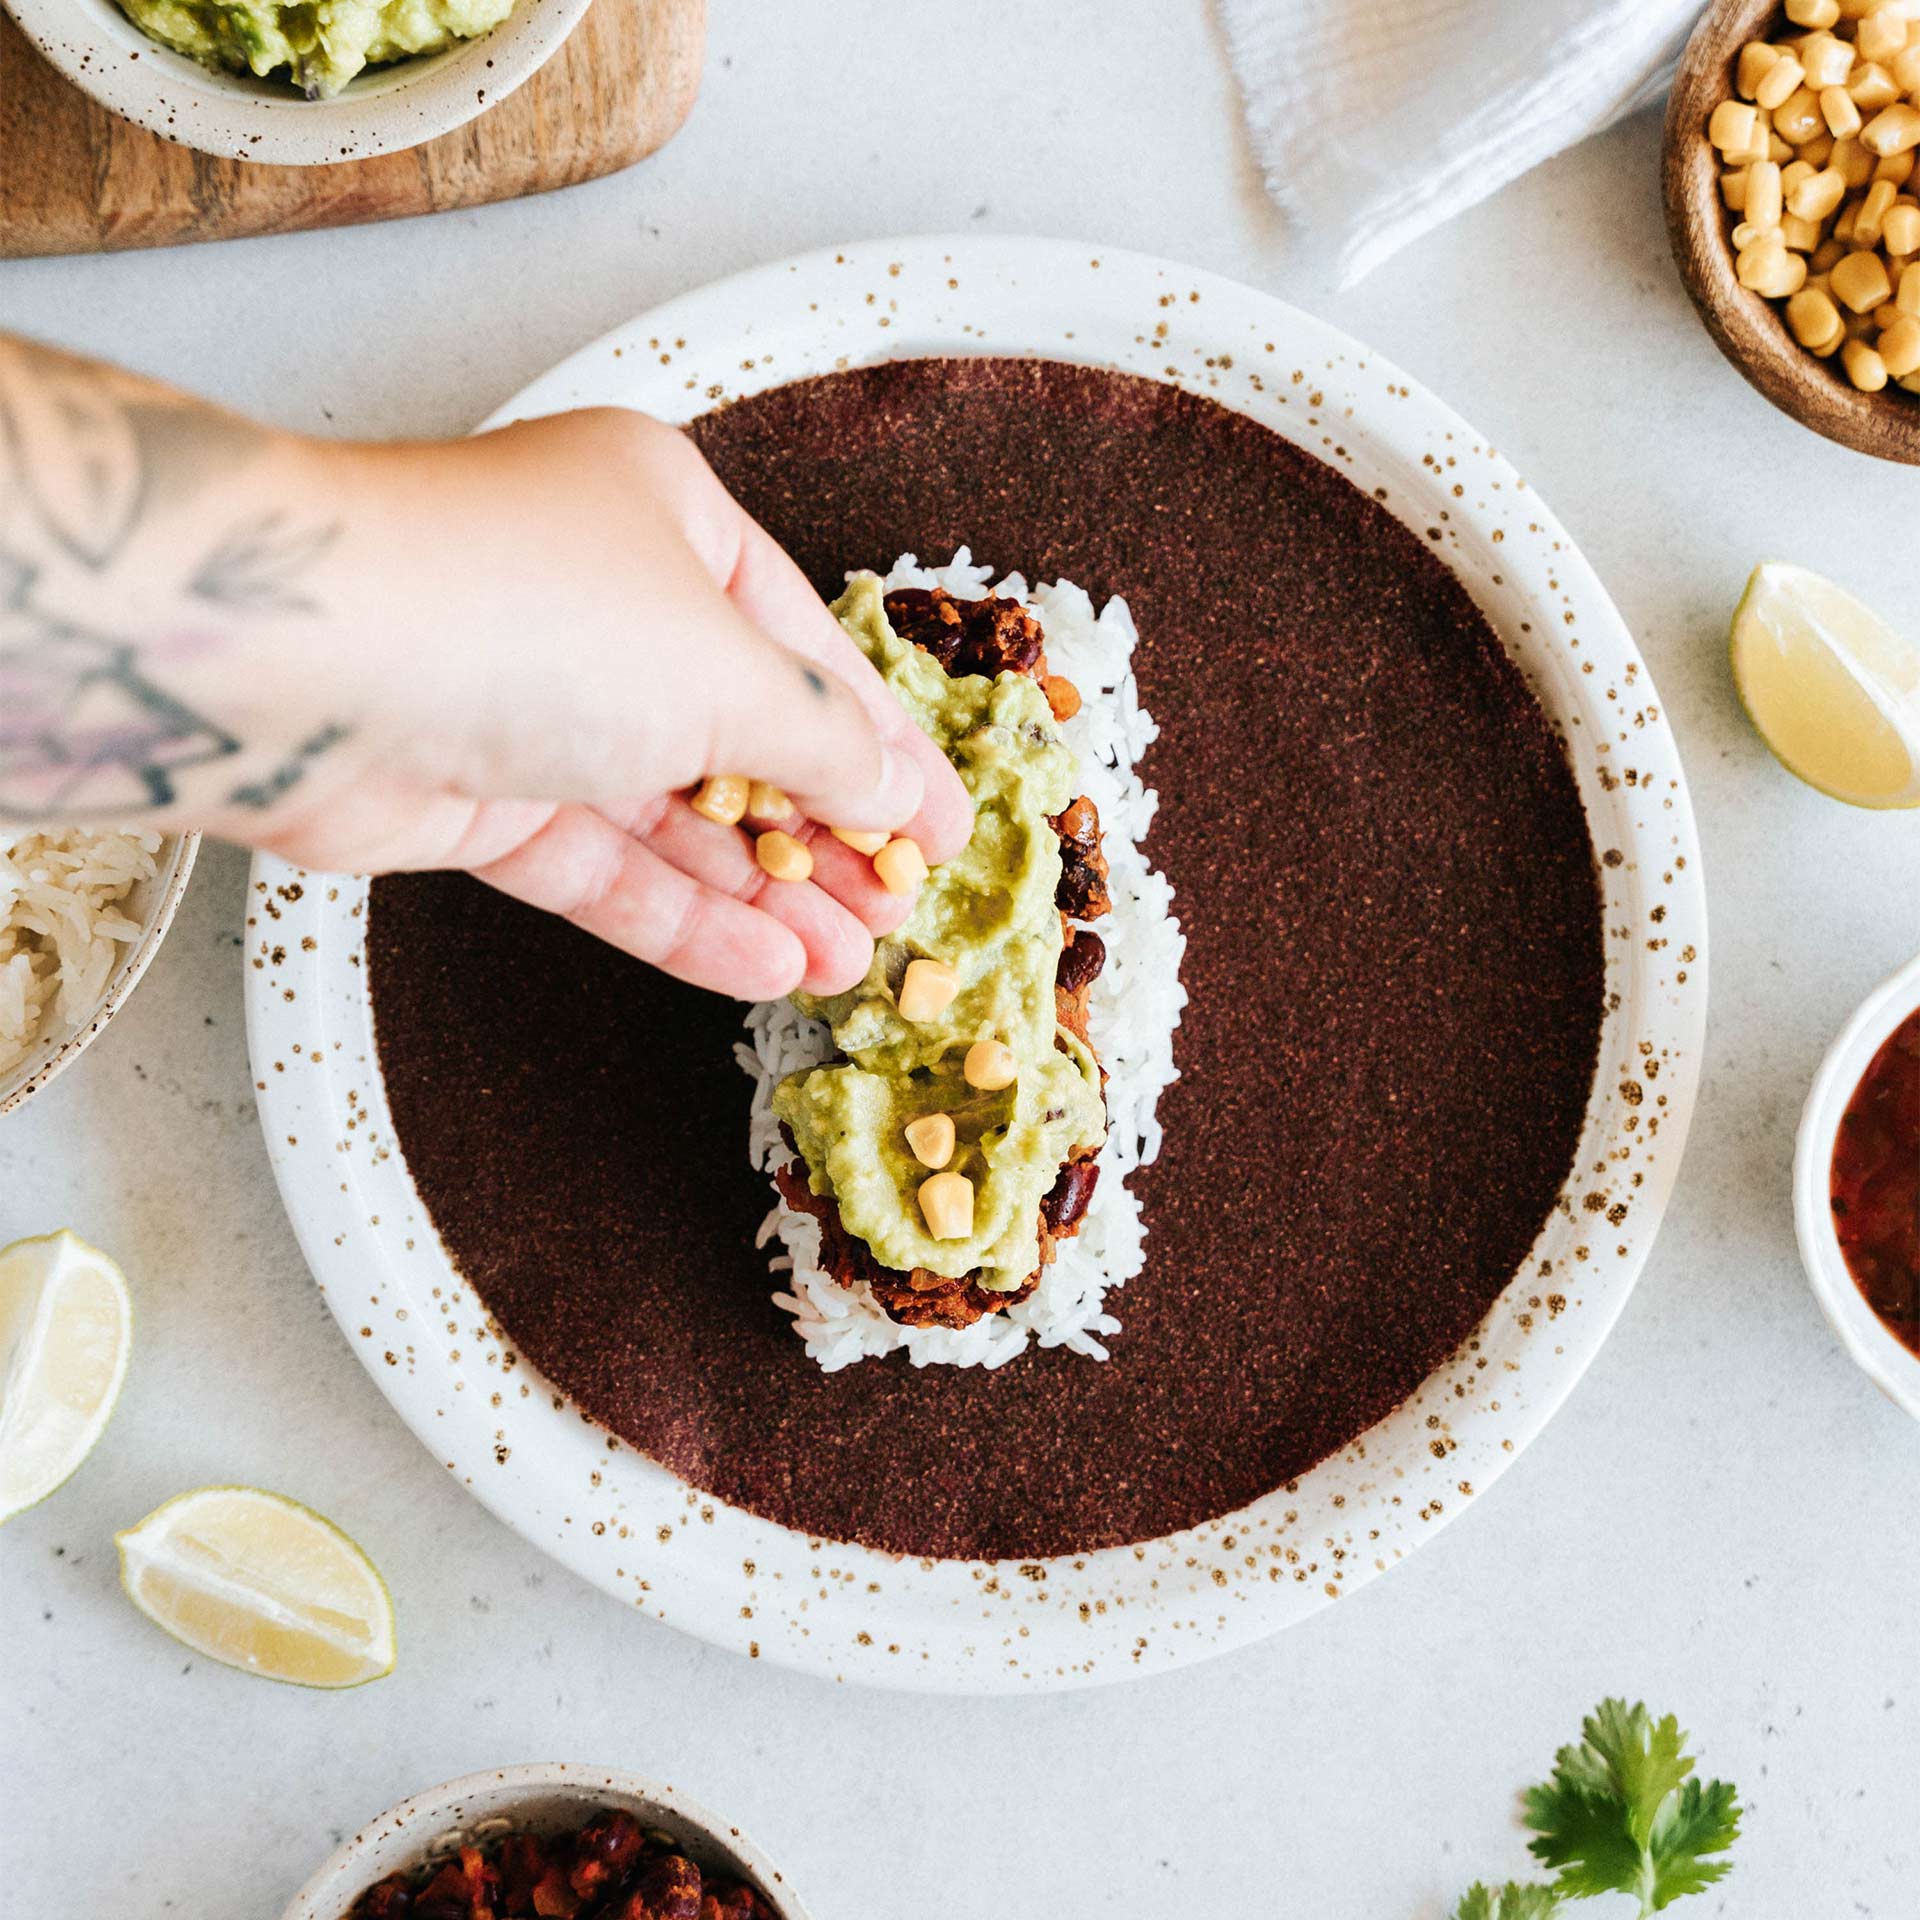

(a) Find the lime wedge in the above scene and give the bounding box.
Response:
[1731,563,1920,810]
[0,1231,133,1525]
[117,1485,396,1688]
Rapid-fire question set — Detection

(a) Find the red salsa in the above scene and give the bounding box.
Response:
[1830,1003,1920,1356]
[351,1808,776,1920]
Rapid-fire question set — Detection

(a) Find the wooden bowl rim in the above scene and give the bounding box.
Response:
[1662,0,1920,466]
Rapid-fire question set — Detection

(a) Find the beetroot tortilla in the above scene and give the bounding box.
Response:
[368,357,1604,1561]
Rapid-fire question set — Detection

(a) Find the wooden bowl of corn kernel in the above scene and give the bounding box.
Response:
[1665,0,1920,464]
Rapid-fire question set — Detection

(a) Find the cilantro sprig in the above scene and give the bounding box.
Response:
[1454,1700,1741,1920]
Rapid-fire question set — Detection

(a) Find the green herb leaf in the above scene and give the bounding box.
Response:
[1649,1778,1742,1910]
[1524,1779,1644,1900]
[1455,1881,1564,1920]
[1521,1699,1741,1916]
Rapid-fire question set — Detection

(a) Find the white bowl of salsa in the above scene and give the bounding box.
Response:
[1795,948,1920,1419]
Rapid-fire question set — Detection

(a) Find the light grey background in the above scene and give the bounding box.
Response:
[3,3,1918,1915]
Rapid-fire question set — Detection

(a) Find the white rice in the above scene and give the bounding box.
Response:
[0,830,162,1082]
[737,551,1187,1370]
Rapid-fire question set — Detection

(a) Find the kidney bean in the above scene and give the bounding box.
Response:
[1042,1159,1101,1234]
[1056,930,1107,996]
[569,1811,646,1901]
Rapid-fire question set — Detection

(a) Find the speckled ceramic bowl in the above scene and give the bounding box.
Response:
[245,236,1709,1692]
[279,1764,810,1920]
[2,0,588,164]
[1794,948,1920,1421]
[0,831,197,1118]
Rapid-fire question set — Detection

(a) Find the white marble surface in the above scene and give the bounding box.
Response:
[4,3,1919,1914]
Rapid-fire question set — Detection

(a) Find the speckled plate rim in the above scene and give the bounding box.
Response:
[278,1762,812,1920]
[245,235,1709,1694]
[1,831,199,1118]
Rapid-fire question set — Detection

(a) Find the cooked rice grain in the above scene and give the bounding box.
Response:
[738,552,1186,1370]
[0,830,162,1083]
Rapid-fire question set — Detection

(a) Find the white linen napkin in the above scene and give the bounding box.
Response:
[1220,0,1705,285]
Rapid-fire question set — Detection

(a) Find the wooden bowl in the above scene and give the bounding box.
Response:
[1664,0,1920,464]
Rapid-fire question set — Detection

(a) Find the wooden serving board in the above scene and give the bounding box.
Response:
[0,0,702,258]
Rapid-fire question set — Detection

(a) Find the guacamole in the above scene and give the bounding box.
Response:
[118,0,513,97]
[771,576,1107,1289]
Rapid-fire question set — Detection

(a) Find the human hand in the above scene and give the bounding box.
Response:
[0,336,972,1000]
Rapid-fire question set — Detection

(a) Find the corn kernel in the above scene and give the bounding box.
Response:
[903,1112,956,1171]
[1879,313,1920,376]
[962,1039,1018,1091]
[1787,0,1840,24]
[1722,166,1752,212]
[1842,336,1891,387]
[1802,31,1856,89]
[744,780,791,821]
[1874,149,1916,187]
[1901,261,1920,314]
[1833,133,1875,185]
[689,774,750,826]
[1746,160,1785,228]
[1774,87,1827,142]
[1833,246,1895,307]
[1710,98,1760,151]
[872,836,928,897]
[917,1170,973,1241]
[1821,83,1865,137]
[1738,39,1784,97]
[1790,163,1849,218]
[1856,177,1899,244]
[1863,102,1920,156]
[1849,62,1900,112]
[1856,9,1909,63]
[1892,41,1920,95]
[754,829,813,883]
[1736,232,1790,289]
[1782,210,1824,249]
[1788,285,1845,345]
[828,825,890,855]
[897,957,960,1024]
[1757,53,1808,110]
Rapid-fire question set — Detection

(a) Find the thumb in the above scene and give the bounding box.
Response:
[699,614,929,831]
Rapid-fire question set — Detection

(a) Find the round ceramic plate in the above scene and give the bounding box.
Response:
[246,236,1708,1693]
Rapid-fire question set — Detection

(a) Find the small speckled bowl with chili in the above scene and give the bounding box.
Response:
[1796,948,1920,1419]
[279,1765,810,1920]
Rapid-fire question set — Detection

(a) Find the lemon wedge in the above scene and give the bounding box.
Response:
[1731,563,1920,810]
[0,1231,132,1525]
[117,1485,396,1688]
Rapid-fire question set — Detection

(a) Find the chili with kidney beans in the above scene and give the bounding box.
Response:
[1829,1003,1920,1357]
[351,1806,776,1920]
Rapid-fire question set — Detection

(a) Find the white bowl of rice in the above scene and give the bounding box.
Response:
[0,829,199,1117]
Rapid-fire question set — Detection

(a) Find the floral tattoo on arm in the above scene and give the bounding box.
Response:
[0,337,345,821]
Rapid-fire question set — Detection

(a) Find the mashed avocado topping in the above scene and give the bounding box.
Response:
[771,575,1106,1287]
[118,0,513,97]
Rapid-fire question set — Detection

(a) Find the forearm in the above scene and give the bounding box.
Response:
[0,333,364,833]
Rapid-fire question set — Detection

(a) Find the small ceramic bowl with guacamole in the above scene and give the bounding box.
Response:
[4,0,591,163]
